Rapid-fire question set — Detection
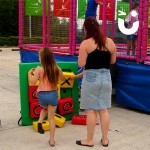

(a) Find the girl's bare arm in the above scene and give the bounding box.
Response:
[28,67,40,85]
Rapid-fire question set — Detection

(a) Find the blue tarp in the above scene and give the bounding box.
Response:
[116,60,150,112]
[20,49,79,63]
[20,50,150,112]
[20,50,39,63]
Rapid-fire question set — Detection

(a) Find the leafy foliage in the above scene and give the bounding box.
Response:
[0,0,18,37]
[50,17,69,43]
[0,36,18,46]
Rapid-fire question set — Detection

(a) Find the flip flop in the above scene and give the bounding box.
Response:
[76,140,94,147]
[101,139,109,147]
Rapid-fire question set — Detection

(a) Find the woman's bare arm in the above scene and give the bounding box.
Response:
[78,40,88,68]
[70,72,83,80]
[106,38,117,64]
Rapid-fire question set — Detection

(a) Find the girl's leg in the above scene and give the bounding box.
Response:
[38,106,48,134]
[127,40,132,55]
[132,39,137,55]
[99,109,110,145]
[38,106,48,123]
[48,105,57,146]
[80,110,97,146]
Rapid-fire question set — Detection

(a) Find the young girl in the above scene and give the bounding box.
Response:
[125,2,139,55]
[28,47,66,147]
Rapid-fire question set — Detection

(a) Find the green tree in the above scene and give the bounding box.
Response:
[122,0,130,2]
[50,17,69,43]
[0,0,18,36]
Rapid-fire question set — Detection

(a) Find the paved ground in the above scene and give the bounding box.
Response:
[0,47,150,150]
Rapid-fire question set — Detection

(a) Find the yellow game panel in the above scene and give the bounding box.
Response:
[58,72,75,88]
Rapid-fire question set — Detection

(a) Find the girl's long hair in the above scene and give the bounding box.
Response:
[39,47,59,86]
[83,16,106,49]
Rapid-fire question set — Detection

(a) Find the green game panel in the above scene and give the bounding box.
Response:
[19,62,79,126]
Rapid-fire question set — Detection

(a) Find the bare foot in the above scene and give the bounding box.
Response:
[101,139,109,147]
[49,140,55,147]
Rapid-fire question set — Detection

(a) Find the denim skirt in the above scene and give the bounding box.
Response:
[38,90,58,106]
[80,69,112,110]
[127,35,138,40]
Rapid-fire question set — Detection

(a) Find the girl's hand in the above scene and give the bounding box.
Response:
[28,68,35,75]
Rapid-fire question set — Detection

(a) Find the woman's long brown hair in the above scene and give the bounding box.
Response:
[39,47,59,86]
[83,16,106,49]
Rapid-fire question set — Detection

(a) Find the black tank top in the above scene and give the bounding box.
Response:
[85,48,111,70]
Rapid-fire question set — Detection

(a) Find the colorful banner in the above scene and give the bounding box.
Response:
[117,1,130,20]
[99,0,115,21]
[78,0,87,19]
[53,0,70,18]
[25,0,48,16]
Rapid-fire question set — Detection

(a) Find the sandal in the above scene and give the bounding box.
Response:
[76,140,94,147]
[37,123,44,134]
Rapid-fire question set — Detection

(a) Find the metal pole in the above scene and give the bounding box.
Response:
[111,0,116,40]
[18,0,24,47]
[102,0,107,35]
[42,0,47,46]
[29,15,32,38]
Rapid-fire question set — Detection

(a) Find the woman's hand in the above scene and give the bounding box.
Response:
[70,75,76,80]
[70,72,83,80]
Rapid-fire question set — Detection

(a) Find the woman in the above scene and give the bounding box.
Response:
[28,47,66,147]
[125,2,139,55]
[75,16,116,147]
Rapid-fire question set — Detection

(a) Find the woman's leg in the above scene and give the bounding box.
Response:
[48,105,57,146]
[80,110,97,146]
[99,109,110,145]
